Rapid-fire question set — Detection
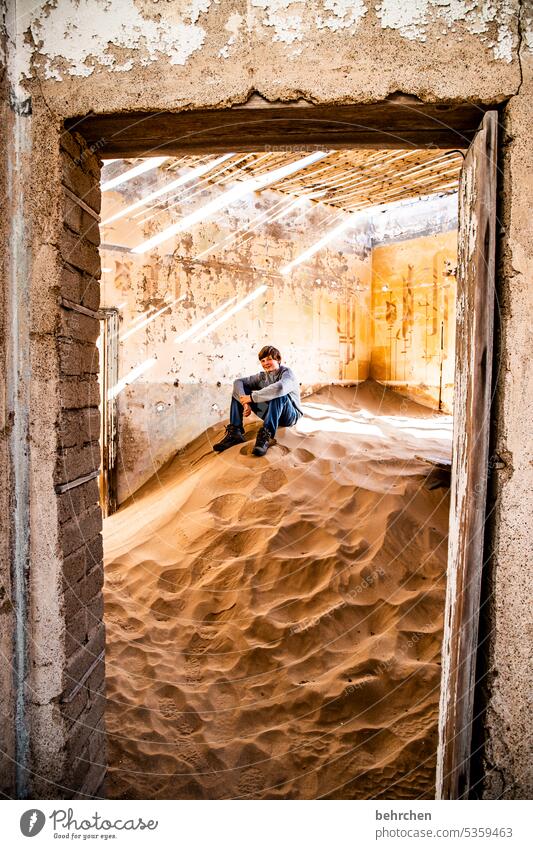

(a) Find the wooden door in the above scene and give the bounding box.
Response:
[436,111,498,799]
[99,308,119,517]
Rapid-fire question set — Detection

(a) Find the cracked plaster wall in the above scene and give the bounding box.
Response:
[2,0,532,798]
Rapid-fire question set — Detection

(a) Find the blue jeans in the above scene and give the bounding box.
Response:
[230,384,299,436]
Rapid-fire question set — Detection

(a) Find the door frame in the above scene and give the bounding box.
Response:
[71,100,497,798]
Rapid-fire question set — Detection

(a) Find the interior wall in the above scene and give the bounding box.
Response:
[371,230,457,412]
[100,172,372,502]
[369,193,458,412]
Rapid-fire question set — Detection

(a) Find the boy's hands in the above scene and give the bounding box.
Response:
[239,395,252,416]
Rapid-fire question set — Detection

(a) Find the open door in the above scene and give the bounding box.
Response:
[436,112,498,799]
[99,308,119,517]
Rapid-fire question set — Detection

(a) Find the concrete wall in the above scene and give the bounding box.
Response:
[0,12,15,797]
[100,165,372,501]
[2,0,532,799]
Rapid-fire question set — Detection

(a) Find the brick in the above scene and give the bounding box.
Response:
[63,197,101,247]
[58,408,100,451]
[60,306,99,343]
[62,683,89,725]
[80,276,101,311]
[65,607,88,657]
[88,718,107,763]
[60,131,83,164]
[57,483,86,524]
[63,195,83,234]
[84,534,103,572]
[63,563,103,623]
[59,339,99,377]
[77,760,107,800]
[86,591,104,631]
[60,227,100,277]
[57,475,99,522]
[61,266,82,302]
[82,563,104,603]
[60,376,100,409]
[62,132,103,182]
[61,658,104,724]
[59,502,102,556]
[56,441,100,485]
[62,157,101,215]
[67,699,105,766]
[82,211,100,247]
[60,518,85,559]
[65,621,106,690]
[62,548,86,586]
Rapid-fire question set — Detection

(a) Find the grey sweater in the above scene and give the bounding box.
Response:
[233,365,303,416]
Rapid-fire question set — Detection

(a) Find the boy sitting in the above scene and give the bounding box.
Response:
[213,345,303,457]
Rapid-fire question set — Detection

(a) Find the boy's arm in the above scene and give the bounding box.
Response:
[251,369,296,402]
[233,372,263,400]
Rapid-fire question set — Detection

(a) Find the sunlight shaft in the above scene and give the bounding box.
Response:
[132,152,329,255]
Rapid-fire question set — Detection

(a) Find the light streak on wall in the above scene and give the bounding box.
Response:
[108,358,157,400]
[101,157,169,192]
[192,285,268,341]
[132,152,329,255]
[174,296,238,344]
[120,296,184,342]
[101,154,233,225]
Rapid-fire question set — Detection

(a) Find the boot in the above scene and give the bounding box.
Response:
[213,424,245,453]
[252,425,274,457]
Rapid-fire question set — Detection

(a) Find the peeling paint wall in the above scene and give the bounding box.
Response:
[17,0,521,82]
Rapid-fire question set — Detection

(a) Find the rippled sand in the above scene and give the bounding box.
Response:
[103,381,452,799]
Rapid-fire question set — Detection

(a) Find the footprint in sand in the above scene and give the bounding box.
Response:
[150,597,185,621]
[236,767,265,799]
[259,468,288,493]
[295,447,315,463]
[209,492,248,520]
[157,698,182,719]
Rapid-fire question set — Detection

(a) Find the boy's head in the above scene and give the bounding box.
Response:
[258,345,281,373]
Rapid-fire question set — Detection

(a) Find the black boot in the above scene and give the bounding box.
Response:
[252,425,274,457]
[213,424,245,453]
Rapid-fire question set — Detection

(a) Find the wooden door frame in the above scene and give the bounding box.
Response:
[98,308,119,518]
[71,100,498,798]
[436,111,498,799]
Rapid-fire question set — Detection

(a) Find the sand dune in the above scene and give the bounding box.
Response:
[103,381,452,799]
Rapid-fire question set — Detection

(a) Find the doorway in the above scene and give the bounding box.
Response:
[61,102,490,800]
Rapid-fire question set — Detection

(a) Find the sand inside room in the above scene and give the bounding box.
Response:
[98,149,460,799]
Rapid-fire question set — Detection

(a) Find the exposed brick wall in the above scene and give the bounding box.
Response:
[57,130,106,798]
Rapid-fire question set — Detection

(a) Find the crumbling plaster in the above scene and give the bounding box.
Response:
[1,0,531,799]
[5,0,529,112]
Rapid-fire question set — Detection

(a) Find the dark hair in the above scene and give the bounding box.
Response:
[258,345,281,362]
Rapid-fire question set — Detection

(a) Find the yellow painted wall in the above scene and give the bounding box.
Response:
[371,230,457,412]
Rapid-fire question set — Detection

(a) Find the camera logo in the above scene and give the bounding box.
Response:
[20,809,46,837]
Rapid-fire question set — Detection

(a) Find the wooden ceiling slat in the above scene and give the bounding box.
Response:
[117,145,461,219]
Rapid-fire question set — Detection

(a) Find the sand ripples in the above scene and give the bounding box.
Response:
[103,382,451,799]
